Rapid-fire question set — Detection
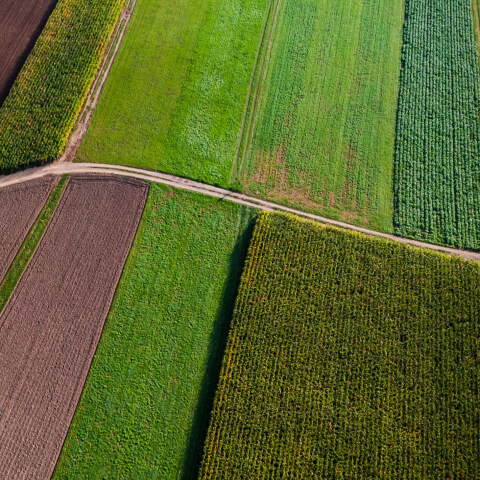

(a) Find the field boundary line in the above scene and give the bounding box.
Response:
[230,0,279,184]
[58,0,138,163]
[1,162,479,262]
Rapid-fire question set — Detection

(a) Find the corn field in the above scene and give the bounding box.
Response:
[200,212,480,479]
[0,0,125,173]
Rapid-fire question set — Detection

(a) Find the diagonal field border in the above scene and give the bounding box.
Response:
[0,175,58,284]
[0,175,148,480]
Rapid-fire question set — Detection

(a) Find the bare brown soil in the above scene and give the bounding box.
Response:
[0,175,148,480]
[0,175,57,284]
[0,0,58,104]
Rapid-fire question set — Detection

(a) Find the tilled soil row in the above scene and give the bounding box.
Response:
[0,175,58,285]
[0,175,148,480]
[0,0,58,103]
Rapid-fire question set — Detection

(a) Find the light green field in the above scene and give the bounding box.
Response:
[237,0,404,231]
[77,0,268,186]
[52,184,253,479]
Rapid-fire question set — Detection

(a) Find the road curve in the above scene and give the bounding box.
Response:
[0,162,479,262]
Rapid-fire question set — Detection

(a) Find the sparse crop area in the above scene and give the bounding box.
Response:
[200,213,480,479]
[237,0,404,231]
[394,0,480,249]
[0,0,126,172]
[53,185,253,479]
[76,0,268,186]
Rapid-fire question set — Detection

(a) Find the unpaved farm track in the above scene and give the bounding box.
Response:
[1,162,479,262]
[0,175,148,480]
[0,175,57,284]
[0,0,58,103]
[58,0,138,163]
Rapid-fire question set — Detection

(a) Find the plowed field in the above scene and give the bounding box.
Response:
[0,175,57,284]
[0,0,58,103]
[0,175,148,480]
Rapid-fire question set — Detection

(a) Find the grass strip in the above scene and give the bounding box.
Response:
[0,176,68,312]
[53,185,254,479]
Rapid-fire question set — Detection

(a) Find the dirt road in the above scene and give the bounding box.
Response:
[0,162,479,262]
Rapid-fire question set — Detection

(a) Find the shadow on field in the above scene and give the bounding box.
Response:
[179,213,256,480]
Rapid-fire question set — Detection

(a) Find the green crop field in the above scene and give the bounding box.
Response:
[394,0,480,249]
[52,184,253,479]
[0,0,125,173]
[236,0,404,232]
[76,0,268,186]
[200,213,480,479]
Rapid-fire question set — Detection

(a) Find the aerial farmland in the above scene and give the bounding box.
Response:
[0,0,478,478]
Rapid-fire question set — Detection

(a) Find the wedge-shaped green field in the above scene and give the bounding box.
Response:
[200,213,480,479]
[394,0,480,249]
[52,185,253,478]
[237,0,404,231]
[77,0,268,186]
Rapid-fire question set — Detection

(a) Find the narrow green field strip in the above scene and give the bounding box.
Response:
[200,213,480,479]
[77,0,268,187]
[0,176,68,312]
[0,0,126,173]
[394,0,480,249]
[238,0,404,232]
[52,185,253,479]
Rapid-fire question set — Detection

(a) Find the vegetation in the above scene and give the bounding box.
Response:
[200,212,480,479]
[472,0,480,61]
[394,0,480,249]
[236,0,404,231]
[53,185,254,479]
[0,176,68,312]
[77,0,268,187]
[0,0,125,173]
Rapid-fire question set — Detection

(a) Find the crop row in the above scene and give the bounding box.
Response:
[0,0,126,173]
[200,212,480,479]
[394,0,480,249]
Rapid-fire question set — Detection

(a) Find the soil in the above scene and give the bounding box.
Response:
[0,0,58,104]
[1,162,479,262]
[0,175,57,284]
[0,175,148,480]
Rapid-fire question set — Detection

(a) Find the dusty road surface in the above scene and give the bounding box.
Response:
[0,175,57,283]
[0,0,58,103]
[0,175,148,480]
[1,162,479,262]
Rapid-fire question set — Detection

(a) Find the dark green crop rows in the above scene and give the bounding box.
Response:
[394,0,480,249]
[200,213,480,479]
[0,0,125,173]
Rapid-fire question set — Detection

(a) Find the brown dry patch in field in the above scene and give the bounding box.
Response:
[0,175,148,479]
[0,0,58,104]
[0,175,57,284]
[250,147,322,211]
[345,143,357,170]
